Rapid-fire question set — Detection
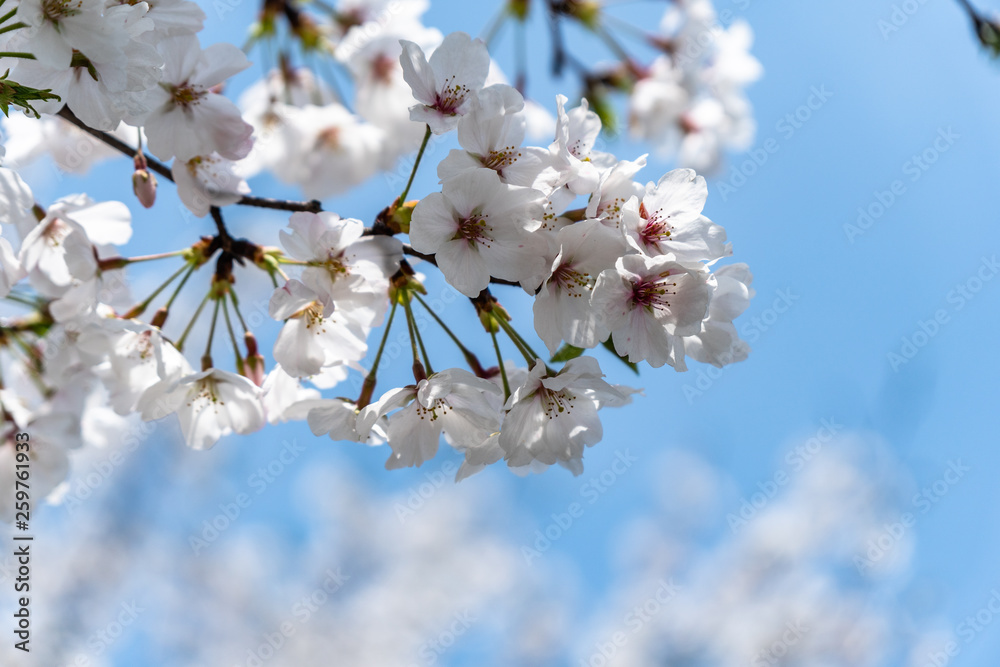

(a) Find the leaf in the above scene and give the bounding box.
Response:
[550,343,585,363]
[602,338,639,375]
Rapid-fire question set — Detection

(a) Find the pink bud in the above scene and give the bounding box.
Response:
[244,353,266,387]
[132,154,157,208]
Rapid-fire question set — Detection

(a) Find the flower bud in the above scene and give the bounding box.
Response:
[243,332,265,386]
[132,154,157,208]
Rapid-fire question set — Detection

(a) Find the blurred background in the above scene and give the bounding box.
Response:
[3,0,1000,665]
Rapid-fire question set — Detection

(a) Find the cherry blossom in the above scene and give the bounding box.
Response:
[592,253,714,369]
[399,31,490,134]
[138,368,266,449]
[409,168,546,297]
[138,35,253,161]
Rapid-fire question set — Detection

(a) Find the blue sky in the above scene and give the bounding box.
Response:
[7,0,1000,665]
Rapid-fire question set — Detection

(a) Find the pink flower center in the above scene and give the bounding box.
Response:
[453,213,493,247]
[170,82,206,109]
[551,262,591,298]
[434,75,471,115]
[638,201,673,249]
[630,272,678,311]
[481,146,520,172]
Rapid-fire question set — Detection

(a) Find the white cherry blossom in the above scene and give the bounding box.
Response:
[532,219,624,354]
[409,168,546,297]
[138,368,266,449]
[138,35,253,161]
[592,253,713,368]
[399,31,490,134]
[357,368,501,470]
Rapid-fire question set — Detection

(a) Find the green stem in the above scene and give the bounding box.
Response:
[222,297,243,370]
[356,301,398,408]
[414,294,470,355]
[163,264,196,311]
[493,313,543,364]
[481,6,507,47]
[404,298,432,374]
[176,290,212,352]
[398,125,432,204]
[0,21,26,36]
[414,293,484,375]
[229,290,249,333]
[490,329,511,401]
[201,295,222,368]
[597,24,634,65]
[0,9,23,27]
[0,52,35,59]
[4,293,41,308]
[135,262,189,312]
[403,300,420,364]
[123,249,187,264]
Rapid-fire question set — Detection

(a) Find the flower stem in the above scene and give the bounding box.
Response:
[0,10,24,28]
[490,329,511,401]
[222,297,244,371]
[357,301,398,408]
[201,295,222,369]
[493,313,543,365]
[398,125,432,204]
[124,249,187,264]
[164,264,197,311]
[404,298,432,375]
[414,293,485,375]
[4,293,41,308]
[126,261,190,318]
[176,290,212,352]
[229,290,250,333]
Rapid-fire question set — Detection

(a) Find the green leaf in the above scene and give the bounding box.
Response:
[601,338,639,375]
[550,343,585,363]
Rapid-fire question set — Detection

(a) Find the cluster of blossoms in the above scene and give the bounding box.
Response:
[626,0,762,171]
[0,0,757,519]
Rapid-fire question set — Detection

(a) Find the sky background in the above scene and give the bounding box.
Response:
[4,0,1000,665]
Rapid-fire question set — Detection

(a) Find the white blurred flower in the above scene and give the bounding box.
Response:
[138,368,266,449]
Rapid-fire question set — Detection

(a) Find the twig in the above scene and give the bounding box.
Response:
[55,106,323,214]
[401,245,520,287]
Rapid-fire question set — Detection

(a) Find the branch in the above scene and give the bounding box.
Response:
[402,245,520,288]
[55,107,323,214]
[954,0,1000,55]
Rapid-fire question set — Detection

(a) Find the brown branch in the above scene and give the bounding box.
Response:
[55,106,323,213]
[402,245,520,287]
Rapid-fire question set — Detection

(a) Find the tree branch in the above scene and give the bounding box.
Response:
[402,245,520,287]
[55,106,323,214]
